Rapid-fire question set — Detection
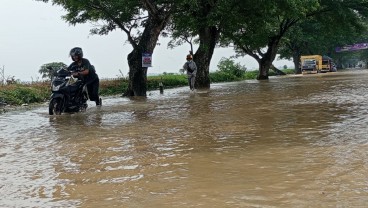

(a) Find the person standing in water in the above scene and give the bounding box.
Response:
[183,54,197,91]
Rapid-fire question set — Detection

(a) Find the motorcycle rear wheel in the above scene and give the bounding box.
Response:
[49,98,62,115]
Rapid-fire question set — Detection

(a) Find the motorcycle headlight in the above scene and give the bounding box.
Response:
[52,84,61,91]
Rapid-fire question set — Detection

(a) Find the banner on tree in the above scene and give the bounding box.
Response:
[142,53,152,67]
[336,43,368,52]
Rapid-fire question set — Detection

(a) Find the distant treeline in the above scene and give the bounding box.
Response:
[0,69,294,107]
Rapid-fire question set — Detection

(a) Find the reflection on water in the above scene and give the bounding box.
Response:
[1,70,368,207]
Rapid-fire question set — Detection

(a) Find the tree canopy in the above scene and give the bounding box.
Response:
[39,0,172,96]
[38,62,68,79]
[279,0,368,72]
[38,0,368,94]
[219,0,368,78]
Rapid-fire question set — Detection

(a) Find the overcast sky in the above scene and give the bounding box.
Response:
[0,0,292,81]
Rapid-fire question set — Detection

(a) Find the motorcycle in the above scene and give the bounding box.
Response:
[48,67,88,115]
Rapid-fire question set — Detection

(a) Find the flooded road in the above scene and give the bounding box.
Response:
[1,70,368,207]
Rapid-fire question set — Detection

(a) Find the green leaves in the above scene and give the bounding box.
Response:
[0,84,48,105]
[41,0,142,37]
[38,62,67,80]
[216,57,247,78]
[38,0,368,81]
[279,0,368,66]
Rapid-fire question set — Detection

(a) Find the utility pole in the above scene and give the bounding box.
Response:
[0,65,5,86]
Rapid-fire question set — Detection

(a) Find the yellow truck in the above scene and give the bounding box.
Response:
[300,55,332,74]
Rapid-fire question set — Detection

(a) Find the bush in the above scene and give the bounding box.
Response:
[147,74,187,90]
[99,78,128,95]
[210,71,238,82]
[243,70,259,79]
[0,84,48,105]
[282,69,295,74]
[217,57,247,78]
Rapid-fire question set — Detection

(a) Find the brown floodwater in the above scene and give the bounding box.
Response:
[1,70,368,207]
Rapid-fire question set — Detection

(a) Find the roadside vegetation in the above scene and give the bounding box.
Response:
[0,58,294,107]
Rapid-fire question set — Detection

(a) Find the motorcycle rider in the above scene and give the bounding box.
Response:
[67,47,101,106]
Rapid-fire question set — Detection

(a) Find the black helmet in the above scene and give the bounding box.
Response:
[70,47,83,58]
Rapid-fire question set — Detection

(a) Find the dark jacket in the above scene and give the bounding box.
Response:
[68,58,98,84]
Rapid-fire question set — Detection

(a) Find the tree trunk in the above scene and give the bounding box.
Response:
[286,41,302,74]
[123,13,170,96]
[256,37,280,80]
[257,59,271,80]
[125,49,148,96]
[293,53,301,74]
[194,26,219,89]
[270,64,286,75]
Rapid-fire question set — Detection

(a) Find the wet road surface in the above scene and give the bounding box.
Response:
[1,70,368,207]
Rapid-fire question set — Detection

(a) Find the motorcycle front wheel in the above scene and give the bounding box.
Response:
[49,98,63,115]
